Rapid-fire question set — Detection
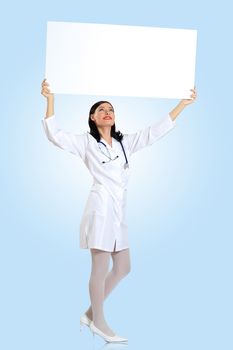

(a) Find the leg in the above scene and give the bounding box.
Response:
[88,248,115,336]
[105,247,131,300]
[86,246,131,324]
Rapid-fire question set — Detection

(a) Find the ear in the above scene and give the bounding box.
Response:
[90,114,95,121]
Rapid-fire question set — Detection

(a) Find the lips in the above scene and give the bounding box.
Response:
[103,116,112,120]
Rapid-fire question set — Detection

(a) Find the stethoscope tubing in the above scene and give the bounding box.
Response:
[98,140,129,168]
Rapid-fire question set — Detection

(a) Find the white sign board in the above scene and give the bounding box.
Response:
[45,21,197,99]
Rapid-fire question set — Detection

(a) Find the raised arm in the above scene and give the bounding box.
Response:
[169,87,197,121]
[124,113,176,155]
[41,78,54,118]
[124,87,197,155]
[40,79,88,160]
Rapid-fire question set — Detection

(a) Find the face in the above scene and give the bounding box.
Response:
[90,103,115,127]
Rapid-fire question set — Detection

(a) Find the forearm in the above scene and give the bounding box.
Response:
[169,100,186,121]
[45,96,54,119]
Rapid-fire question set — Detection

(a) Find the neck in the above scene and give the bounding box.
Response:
[98,126,112,140]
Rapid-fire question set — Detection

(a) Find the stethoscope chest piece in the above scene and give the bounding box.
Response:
[98,139,129,169]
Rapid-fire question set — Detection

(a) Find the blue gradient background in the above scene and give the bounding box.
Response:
[1,1,232,350]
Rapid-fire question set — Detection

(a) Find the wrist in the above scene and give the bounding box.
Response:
[180,100,186,108]
[47,95,54,102]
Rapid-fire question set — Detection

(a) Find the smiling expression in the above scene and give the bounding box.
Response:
[90,102,115,127]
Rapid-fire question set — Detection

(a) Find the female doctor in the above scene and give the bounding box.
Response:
[41,78,197,343]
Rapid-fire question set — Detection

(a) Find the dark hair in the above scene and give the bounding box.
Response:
[88,101,123,142]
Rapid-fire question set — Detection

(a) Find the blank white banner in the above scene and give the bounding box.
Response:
[45,21,197,99]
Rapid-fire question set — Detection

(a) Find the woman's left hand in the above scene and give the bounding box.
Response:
[181,87,197,106]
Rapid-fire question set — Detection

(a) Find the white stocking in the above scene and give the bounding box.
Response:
[89,249,111,324]
[88,247,131,324]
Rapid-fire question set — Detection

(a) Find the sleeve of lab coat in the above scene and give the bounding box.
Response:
[41,115,88,161]
[124,113,176,155]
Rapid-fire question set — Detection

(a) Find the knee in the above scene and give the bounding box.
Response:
[124,264,131,277]
[90,267,109,280]
[114,264,131,279]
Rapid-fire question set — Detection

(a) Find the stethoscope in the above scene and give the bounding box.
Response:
[98,140,129,169]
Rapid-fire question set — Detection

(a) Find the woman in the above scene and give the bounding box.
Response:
[41,78,197,343]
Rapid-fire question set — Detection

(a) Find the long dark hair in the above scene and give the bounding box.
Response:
[88,101,123,142]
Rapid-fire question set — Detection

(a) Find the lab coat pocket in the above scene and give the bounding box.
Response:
[80,211,106,248]
[84,183,109,217]
[80,183,110,248]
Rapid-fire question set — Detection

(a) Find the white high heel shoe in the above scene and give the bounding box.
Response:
[80,313,92,331]
[90,321,128,343]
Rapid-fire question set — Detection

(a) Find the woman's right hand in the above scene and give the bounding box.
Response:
[41,78,54,99]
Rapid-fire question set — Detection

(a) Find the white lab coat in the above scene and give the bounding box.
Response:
[41,113,176,252]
